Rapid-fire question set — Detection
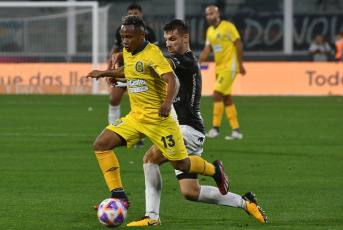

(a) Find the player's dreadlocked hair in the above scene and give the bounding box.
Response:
[163,19,189,35]
[122,15,146,31]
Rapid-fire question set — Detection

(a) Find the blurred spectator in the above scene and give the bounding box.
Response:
[334,32,343,61]
[308,35,331,62]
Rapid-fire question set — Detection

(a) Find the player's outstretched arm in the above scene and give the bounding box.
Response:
[87,66,125,79]
[159,72,180,117]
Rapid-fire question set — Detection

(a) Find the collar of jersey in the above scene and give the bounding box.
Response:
[213,20,222,29]
[132,40,149,55]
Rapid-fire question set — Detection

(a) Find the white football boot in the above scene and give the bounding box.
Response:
[205,128,220,138]
[225,130,243,140]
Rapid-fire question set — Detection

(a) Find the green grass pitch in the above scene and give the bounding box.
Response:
[0,95,342,229]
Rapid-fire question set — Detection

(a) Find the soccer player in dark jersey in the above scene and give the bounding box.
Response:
[108,4,157,148]
[127,19,267,226]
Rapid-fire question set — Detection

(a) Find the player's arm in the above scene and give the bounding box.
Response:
[234,38,246,75]
[107,47,121,69]
[107,27,122,69]
[198,44,212,64]
[165,58,174,69]
[87,66,125,79]
[159,71,180,117]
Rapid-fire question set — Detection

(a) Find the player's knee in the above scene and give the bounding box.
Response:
[143,153,155,164]
[93,139,102,151]
[213,91,223,101]
[171,159,190,172]
[143,147,166,165]
[93,137,111,151]
[224,95,233,106]
[109,98,121,106]
[181,188,200,201]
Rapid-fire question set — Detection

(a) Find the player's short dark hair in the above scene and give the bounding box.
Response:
[122,15,146,31]
[163,19,189,35]
[127,3,142,12]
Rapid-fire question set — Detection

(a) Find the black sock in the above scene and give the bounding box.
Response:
[212,164,221,181]
[111,188,127,199]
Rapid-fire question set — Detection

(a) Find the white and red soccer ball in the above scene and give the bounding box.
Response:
[97,198,127,227]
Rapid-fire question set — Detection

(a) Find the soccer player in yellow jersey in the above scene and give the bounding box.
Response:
[199,5,246,140]
[87,15,229,211]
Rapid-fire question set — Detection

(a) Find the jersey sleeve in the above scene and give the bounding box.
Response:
[148,49,173,76]
[225,22,240,42]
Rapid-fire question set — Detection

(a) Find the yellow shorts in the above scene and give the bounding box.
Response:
[214,70,237,95]
[106,114,188,161]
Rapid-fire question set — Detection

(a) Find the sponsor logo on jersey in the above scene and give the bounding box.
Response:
[128,79,146,87]
[212,44,222,53]
[129,86,149,93]
[128,79,149,93]
[135,61,144,73]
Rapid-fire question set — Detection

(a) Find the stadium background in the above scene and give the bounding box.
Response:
[0,1,343,229]
[1,0,342,95]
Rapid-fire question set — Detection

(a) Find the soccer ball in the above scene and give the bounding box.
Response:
[97,198,127,227]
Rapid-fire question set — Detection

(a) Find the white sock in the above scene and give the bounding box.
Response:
[198,186,247,209]
[108,105,120,125]
[144,163,162,221]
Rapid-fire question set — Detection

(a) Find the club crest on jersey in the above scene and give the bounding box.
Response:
[216,33,222,40]
[135,61,144,73]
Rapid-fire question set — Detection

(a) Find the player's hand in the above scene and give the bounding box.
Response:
[239,64,246,76]
[159,101,172,117]
[106,77,127,86]
[87,70,104,80]
[107,77,118,86]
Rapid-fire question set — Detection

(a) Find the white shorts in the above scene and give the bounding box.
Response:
[174,125,205,176]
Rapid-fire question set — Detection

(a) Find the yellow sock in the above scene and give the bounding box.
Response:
[95,150,122,192]
[213,101,224,127]
[188,156,215,176]
[225,104,240,130]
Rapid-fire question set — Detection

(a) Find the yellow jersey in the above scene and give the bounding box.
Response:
[123,41,173,123]
[205,20,240,73]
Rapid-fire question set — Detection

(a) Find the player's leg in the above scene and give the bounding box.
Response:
[94,115,143,210]
[206,73,225,138]
[146,118,230,195]
[127,145,167,226]
[108,86,126,124]
[222,71,243,140]
[176,177,267,223]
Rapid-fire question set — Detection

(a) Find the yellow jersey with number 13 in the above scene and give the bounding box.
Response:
[205,20,240,73]
[123,41,174,124]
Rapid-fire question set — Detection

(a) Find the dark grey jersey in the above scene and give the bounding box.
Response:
[169,50,205,134]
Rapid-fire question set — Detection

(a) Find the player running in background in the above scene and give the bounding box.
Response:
[126,19,266,226]
[108,3,157,148]
[87,15,229,214]
[199,5,246,140]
